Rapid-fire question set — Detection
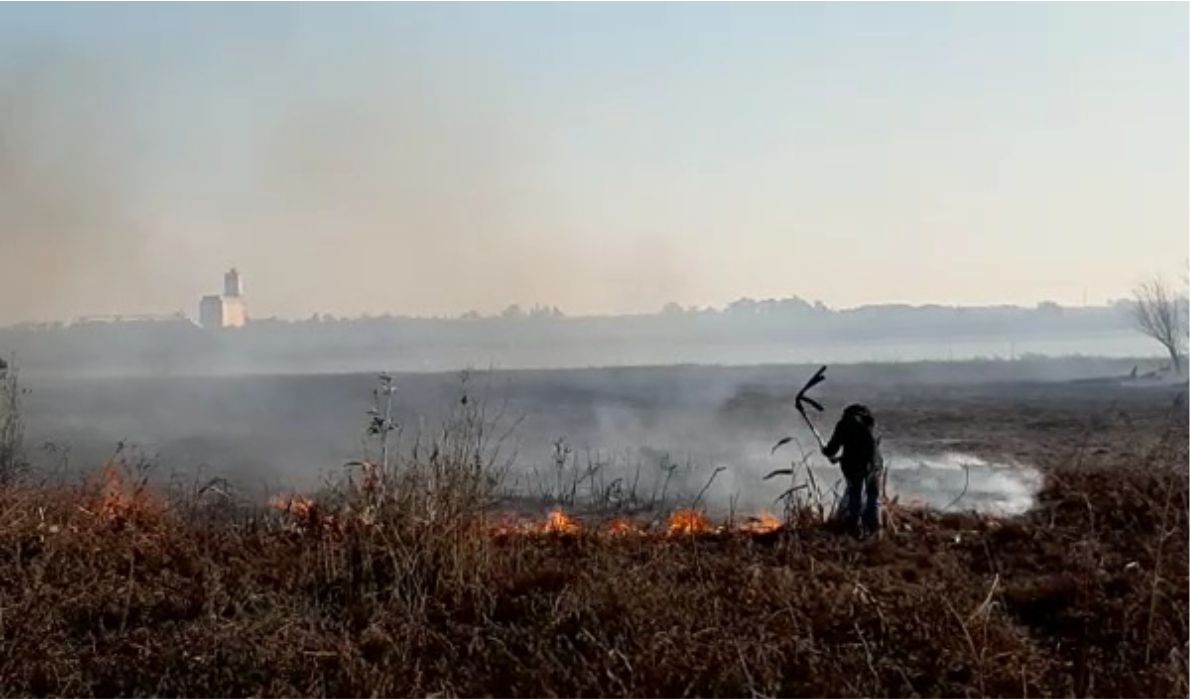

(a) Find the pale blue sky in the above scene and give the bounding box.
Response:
[0,2,1185,322]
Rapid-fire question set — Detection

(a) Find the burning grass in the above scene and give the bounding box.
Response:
[486,508,780,540]
[0,371,1186,697]
[0,441,1186,698]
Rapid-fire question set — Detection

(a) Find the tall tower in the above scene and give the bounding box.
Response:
[200,268,247,329]
[224,268,242,298]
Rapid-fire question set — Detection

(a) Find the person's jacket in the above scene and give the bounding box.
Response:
[822,404,883,479]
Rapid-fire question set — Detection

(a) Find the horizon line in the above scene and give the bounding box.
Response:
[0,296,1135,330]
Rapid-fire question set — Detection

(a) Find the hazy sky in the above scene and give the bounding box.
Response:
[0,2,1185,323]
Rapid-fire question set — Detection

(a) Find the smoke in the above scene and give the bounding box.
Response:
[0,10,703,325]
[15,359,1106,521]
[882,452,1042,515]
[0,44,158,322]
[2,3,1186,325]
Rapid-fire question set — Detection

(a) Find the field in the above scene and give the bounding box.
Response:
[0,362,1187,696]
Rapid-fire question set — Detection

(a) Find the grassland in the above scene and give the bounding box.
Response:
[0,392,1185,699]
[0,372,1186,697]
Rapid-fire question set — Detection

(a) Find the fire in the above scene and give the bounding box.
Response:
[269,494,315,519]
[666,508,713,536]
[488,510,583,537]
[92,463,163,524]
[605,517,643,536]
[542,509,581,535]
[269,493,338,532]
[489,510,788,539]
[738,511,782,534]
[98,464,131,516]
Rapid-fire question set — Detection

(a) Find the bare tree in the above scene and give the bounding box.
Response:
[1131,276,1189,375]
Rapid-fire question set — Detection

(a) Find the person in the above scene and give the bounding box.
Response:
[822,404,883,536]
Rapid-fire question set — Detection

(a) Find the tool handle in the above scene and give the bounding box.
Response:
[802,415,827,451]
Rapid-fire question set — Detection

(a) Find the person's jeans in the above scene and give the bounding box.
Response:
[843,469,881,534]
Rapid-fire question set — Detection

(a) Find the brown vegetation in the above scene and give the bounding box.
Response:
[0,422,1186,697]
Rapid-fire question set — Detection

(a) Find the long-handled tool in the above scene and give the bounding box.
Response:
[794,365,828,450]
[771,365,834,461]
[766,365,834,506]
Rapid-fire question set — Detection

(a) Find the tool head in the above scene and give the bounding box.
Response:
[805,365,827,389]
[795,365,828,413]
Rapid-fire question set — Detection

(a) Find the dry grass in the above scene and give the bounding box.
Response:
[0,380,1186,697]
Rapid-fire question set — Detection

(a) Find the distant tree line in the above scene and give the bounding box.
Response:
[0,296,1145,377]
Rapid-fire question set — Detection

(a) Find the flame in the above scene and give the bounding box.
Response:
[93,463,162,523]
[605,517,643,536]
[542,509,581,535]
[489,511,587,537]
[666,509,712,536]
[98,464,129,516]
[738,511,782,534]
[487,510,787,539]
[269,493,339,532]
[269,494,314,518]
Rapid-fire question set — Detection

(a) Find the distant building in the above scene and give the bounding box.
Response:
[199,268,248,329]
[224,267,242,298]
[199,295,227,329]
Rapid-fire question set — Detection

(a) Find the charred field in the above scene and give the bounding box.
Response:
[0,366,1187,697]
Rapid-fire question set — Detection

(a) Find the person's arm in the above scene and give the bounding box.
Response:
[822,419,844,459]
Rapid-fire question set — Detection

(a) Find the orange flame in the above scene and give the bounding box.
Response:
[99,464,129,515]
[269,494,315,518]
[666,509,712,536]
[94,463,162,523]
[605,517,643,536]
[542,509,581,535]
[484,510,788,539]
[738,511,782,534]
[269,493,339,532]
